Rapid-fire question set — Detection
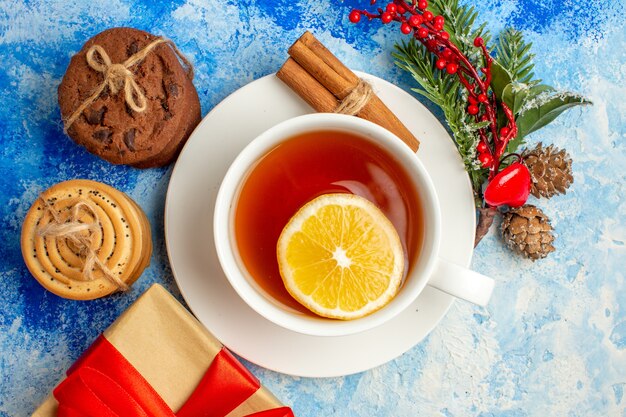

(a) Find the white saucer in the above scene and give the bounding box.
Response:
[164,72,475,378]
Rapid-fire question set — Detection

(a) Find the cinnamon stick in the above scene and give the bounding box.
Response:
[277,31,420,152]
[277,58,338,113]
[288,40,353,100]
[300,31,358,86]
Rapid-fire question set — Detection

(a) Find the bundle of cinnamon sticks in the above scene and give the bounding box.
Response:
[277,31,420,152]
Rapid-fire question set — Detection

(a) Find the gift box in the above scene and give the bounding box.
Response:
[33,284,293,417]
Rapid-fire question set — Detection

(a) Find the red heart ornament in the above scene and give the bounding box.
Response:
[484,162,531,207]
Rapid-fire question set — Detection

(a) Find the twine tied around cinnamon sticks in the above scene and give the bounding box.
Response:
[63,37,193,133]
[334,79,373,116]
[277,31,420,151]
[36,198,128,291]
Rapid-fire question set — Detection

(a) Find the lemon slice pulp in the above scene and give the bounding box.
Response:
[277,193,404,320]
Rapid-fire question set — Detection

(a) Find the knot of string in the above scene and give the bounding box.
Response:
[36,198,128,291]
[63,37,194,133]
[334,79,373,116]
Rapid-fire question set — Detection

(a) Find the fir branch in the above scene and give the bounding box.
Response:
[427,0,491,62]
[389,1,548,201]
[394,39,488,202]
[353,0,591,243]
[495,28,540,85]
[390,0,497,203]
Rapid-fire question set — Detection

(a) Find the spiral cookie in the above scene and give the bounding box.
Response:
[21,179,152,300]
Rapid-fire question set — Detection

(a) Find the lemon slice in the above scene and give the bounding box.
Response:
[277,193,404,320]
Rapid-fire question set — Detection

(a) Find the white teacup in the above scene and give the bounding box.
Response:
[214,114,493,337]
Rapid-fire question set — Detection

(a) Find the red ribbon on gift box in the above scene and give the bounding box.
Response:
[53,335,293,417]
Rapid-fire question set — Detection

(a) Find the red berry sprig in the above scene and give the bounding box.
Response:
[350,0,524,206]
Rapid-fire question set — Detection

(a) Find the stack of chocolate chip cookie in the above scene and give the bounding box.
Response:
[58,28,201,168]
[21,179,152,300]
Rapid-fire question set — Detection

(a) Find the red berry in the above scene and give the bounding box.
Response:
[441,48,452,59]
[446,62,458,74]
[480,114,489,121]
[417,27,429,38]
[386,3,397,13]
[474,37,484,47]
[433,22,444,31]
[440,31,450,40]
[478,152,493,168]
[477,142,488,153]
[483,162,531,207]
[478,93,488,103]
[349,10,362,23]
[500,127,511,137]
[467,104,479,115]
[423,11,434,21]
[434,15,444,26]
[435,58,447,70]
[397,4,406,14]
[418,0,428,10]
[400,22,412,34]
[381,12,393,23]
[409,14,422,26]
[468,95,478,105]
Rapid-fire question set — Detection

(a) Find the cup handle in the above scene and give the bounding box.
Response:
[427,258,495,306]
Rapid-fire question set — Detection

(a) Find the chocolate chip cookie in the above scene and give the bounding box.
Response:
[58,27,201,167]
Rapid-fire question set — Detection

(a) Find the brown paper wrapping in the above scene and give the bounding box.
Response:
[33,284,283,417]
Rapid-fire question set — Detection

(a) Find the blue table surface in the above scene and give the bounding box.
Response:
[1,1,625,416]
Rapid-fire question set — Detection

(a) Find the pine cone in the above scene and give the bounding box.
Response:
[501,205,555,260]
[523,143,573,198]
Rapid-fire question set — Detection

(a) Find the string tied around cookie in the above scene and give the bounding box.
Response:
[334,79,373,116]
[63,37,194,133]
[36,198,128,291]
